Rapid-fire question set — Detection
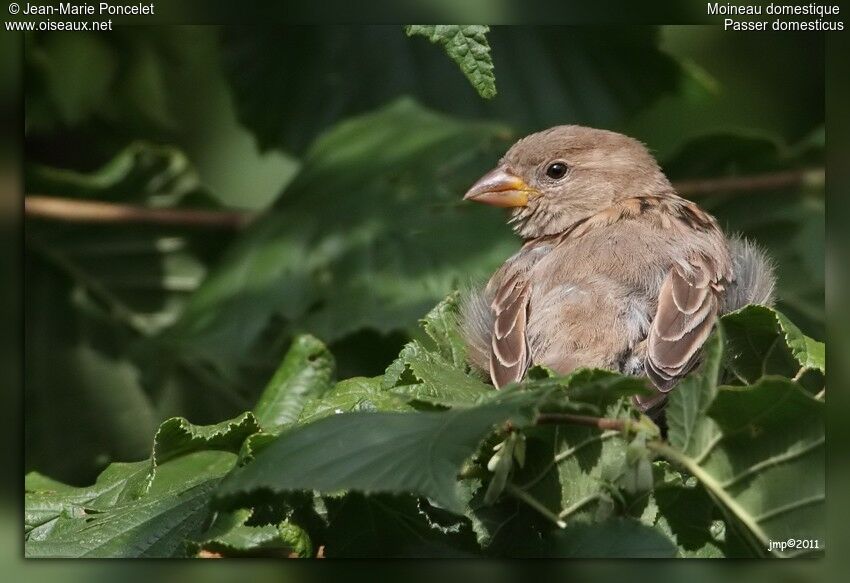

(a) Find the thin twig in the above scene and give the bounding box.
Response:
[672,168,823,197]
[25,195,254,229]
[535,413,631,432]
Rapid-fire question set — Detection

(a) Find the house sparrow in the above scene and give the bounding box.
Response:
[460,126,775,412]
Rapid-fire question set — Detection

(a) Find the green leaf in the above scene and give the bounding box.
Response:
[253,335,336,431]
[323,493,478,557]
[535,368,652,412]
[194,509,279,554]
[26,32,181,133]
[382,290,494,407]
[193,509,310,556]
[278,520,314,558]
[385,341,493,407]
[420,290,469,369]
[25,462,151,540]
[151,412,260,468]
[465,494,553,556]
[26,34,117,128]
[665,328,723,458]
[25,142,239,485]
[217,396,539,514]
[654,483,718,551]
[25,451,236,558]
[297,376,413,424]
[543,518,677,558]
[167,99,514,380]
[721,305,825,384]
[26,142,201,203]
[660,333,824,557]
[405,25,496,99]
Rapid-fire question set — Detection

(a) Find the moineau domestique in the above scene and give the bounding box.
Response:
[707,2,840,17]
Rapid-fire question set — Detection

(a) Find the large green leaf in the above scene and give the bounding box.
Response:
[25,451,235,558]
[25,412,270,558]
[652,476,719,552]
[165,99,515,380]
[543,517,677,558]
[664,328,724,459]
[25,462,151,540]
[216,394,539,514]
[721,305,824,385]
[657,315,824,557]
[405,25,496,99]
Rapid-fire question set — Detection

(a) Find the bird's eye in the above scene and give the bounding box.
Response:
[545,162,568,180]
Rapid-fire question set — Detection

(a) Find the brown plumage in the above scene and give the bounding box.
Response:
[460,126,775,412]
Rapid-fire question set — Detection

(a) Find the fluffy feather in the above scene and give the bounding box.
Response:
[459,285,493,373]
[723,235,776,311]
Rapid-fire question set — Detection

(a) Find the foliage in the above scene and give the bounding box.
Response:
[25,141,240,482]
[221,26,682,153]
[405,25,497,99]
[23,25,825,558]
[25,295,824,557]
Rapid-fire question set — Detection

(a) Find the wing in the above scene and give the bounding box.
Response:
[489,272,532,388]
[644,256,723,393]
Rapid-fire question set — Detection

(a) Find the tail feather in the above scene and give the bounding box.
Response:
[459,285,494,374]
[723,235,776,312]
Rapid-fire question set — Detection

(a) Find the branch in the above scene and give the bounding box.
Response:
[535,412,632,432]
[25,195,255,229]
[672,168,824,197]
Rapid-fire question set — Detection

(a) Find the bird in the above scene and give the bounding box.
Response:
[459,126,776,413]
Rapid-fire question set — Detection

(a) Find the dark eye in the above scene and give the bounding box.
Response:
[545,162,568,180]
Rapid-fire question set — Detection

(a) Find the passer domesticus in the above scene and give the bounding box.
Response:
[461,126,775,412]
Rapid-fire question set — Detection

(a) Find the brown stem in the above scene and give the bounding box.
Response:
[672,168,823,197]
[25,195,255,229]
[535,413,630,432]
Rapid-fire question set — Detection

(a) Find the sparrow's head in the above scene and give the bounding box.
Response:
[463,126,672,238]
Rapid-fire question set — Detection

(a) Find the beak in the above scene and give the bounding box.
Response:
[463,167,536,208]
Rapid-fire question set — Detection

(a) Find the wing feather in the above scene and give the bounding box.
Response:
[490,277,531,388]
[646,259,721,392]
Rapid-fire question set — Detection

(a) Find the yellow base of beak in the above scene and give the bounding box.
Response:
[463,167,535,208]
